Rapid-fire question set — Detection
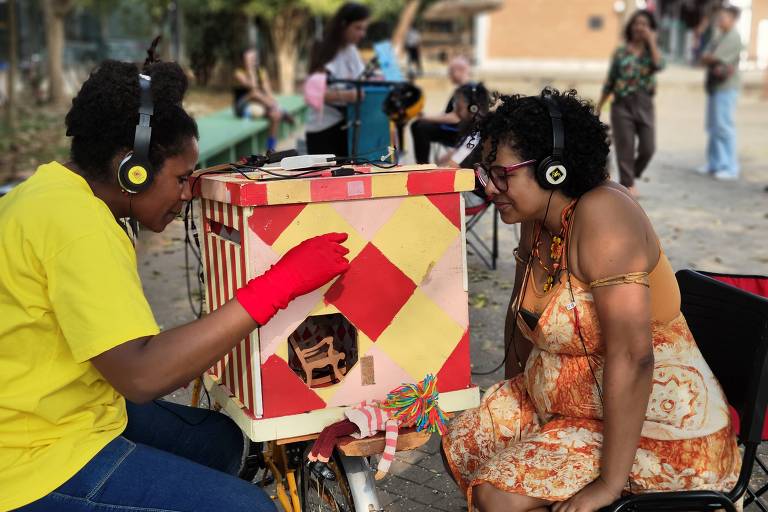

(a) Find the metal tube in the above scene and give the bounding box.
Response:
[337,453,382,512]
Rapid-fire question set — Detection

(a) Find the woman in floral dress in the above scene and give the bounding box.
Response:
[443,89,740,512]
[596,9,664,198]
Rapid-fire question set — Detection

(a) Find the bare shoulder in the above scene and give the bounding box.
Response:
[575,183,648,235]
[571,184,658,280]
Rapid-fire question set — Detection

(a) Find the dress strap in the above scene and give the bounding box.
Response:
[589,272,650,289]
[513,247,529,266]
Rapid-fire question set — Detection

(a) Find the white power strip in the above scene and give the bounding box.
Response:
[279,154,336,171]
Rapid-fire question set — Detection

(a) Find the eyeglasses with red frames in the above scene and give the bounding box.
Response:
[474,160,537,192]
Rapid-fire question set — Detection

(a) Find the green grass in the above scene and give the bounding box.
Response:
[0,103,70,183]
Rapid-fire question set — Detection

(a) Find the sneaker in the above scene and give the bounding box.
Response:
[713,170,738,181]
[695,164,712,175]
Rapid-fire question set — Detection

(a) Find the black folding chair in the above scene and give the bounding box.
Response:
[464,197,498,271]
[602,269,768,512]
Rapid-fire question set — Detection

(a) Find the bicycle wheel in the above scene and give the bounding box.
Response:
[297,444,355,512]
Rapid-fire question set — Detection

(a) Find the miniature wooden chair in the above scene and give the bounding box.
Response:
[289,336,347,388]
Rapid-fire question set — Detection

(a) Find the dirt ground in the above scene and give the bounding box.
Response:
[135,67,768,510]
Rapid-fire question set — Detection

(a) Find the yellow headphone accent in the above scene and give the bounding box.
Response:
[128,165,148,185]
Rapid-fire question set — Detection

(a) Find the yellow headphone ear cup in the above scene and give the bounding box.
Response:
[128,165,148,185]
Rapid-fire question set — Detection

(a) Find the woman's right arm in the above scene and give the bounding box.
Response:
[92,233,350,403]
[597,50,619,115]
[91,301,256,403]
[504,221,534,378]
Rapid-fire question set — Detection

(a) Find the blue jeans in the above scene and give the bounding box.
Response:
[16,400,276,512]
[706,88,739,176]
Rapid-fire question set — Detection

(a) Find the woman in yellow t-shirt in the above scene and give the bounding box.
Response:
[0,54,349,511]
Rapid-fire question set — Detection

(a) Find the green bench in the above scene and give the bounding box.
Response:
[196,95,307,169]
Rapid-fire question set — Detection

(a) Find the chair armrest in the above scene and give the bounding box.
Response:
[600,490,736,512]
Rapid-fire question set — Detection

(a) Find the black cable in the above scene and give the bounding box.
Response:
[183,198,203,318]
[472,191,555,376]
[336,157,399,169]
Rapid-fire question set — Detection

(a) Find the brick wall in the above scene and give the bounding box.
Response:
[485,0,622,61]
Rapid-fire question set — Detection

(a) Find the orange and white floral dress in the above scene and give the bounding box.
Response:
[443,248,741,507]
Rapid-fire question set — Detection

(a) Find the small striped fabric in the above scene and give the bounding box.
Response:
[346,401,400,475]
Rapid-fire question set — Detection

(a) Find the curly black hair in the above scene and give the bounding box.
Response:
[476,88,609,198]
[624,9,658,42]
[65,56,198,182]
[455,82,490,116]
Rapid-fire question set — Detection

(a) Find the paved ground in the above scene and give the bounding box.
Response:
[139,66,768,510]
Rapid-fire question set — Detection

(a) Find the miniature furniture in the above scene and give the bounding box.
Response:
[288,336,346,388]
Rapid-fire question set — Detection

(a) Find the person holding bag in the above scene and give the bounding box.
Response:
[304,2,370,157]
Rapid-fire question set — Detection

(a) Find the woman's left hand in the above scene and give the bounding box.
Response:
[551,477,621,512]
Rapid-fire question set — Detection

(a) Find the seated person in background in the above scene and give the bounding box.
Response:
[411,55,473,163]
[233,48,294,152]
[437,82,490,170]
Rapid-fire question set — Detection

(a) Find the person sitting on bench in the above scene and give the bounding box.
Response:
[411,55,473,164]
[233,48,294,152]
[437,82,490,170]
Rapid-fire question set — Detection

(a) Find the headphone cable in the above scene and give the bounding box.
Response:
[471,191,554,376]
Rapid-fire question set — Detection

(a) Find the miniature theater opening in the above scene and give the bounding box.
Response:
[287,314,358,388]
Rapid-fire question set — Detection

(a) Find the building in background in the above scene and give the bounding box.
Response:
[473,0,768,71]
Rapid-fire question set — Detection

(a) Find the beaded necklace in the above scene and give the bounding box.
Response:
[532,199,577,292]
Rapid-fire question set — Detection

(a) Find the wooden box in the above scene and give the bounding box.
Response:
[196,164,480,441]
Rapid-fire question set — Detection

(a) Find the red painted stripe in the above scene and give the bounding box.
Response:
[219,238,236,394]
[228,204,246,407]
[209,202,223,379]
[309,175,372,203]
[374,406,383,429]
[202,200,216,377]
[406,170,456,195]
[238,207,255,415]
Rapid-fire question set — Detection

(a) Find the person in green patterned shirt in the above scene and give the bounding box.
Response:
[597,9,664,198]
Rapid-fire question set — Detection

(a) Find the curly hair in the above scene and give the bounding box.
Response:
[476,88,610,198]
[624,9,658,42]
[65,55,198,183]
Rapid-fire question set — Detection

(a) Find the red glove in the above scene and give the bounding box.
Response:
[235,232,350,325]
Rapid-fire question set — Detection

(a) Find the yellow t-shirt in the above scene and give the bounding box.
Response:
[0,162,159,510]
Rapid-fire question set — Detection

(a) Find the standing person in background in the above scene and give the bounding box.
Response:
[305,2,370,157]
[233,48,295,153]
[405,26,423,77]
[597,9,664,198]
[698,5,742,181]
[411,55,473,164]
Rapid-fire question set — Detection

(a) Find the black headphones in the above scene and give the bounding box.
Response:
[117,73,154,194]
[466,82,481,114]
[534,91,568,190]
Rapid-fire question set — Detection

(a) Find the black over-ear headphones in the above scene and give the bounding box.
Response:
[535,91,568,190]
[118,73,154,194]
[467,82,479,114]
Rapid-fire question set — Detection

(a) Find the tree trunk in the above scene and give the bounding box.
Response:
[42,0,72,106]
[268,7,308,94]
[391,0,421,57]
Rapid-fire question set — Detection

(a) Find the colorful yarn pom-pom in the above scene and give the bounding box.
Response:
[381,374,448,435]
